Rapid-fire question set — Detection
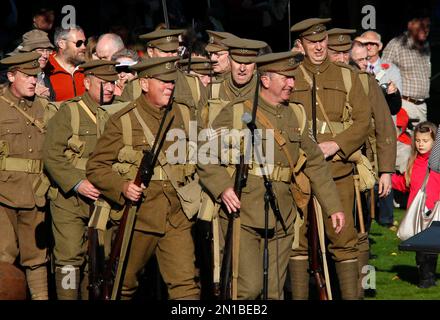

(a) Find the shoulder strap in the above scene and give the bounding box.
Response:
[211,82,221,99]
[232,103,244,130]
[340,67,353,97]
[69,102,80,138]
[358,73,370,96]
[176,103,190,135]
[289,103,306,135]
[186,75,201,104]
[120,113,133,147]
[299,65,336,137]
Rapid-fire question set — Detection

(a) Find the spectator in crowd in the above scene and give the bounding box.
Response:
[392,122,439,289]
[19,29,55,100]
[45,26,86,101]
[111,48,139,96]
[357,31,402,116]
[85,36,98,62]
[382,10,431,124]
[32,8,55,33]
[95,33,125,61]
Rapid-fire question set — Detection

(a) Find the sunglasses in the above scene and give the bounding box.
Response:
[66,39,88,48]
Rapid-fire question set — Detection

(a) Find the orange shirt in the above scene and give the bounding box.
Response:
[45,53,85,101]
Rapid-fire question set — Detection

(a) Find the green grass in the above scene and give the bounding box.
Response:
[366,209,440,300]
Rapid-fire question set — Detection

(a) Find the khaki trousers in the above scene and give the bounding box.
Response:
[121,209,200,300]
[219,216,295,300]
[291,174,359,262]
[0,204,47,267]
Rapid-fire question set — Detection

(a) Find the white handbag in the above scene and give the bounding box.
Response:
[397,170,440,240]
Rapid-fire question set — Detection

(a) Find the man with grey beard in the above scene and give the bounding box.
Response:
[45,25,87,101]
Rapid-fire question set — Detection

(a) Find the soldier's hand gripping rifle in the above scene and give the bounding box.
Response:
[219,135,248,300]
[308,75,329,300]
[218,78,258,300]
[100,91,175,300]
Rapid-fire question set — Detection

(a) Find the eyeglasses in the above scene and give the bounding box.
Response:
[66,39,88,48]
[364,42,379,47]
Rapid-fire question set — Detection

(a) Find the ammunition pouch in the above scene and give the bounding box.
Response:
[333,151,377,192]
[176,175,203,220]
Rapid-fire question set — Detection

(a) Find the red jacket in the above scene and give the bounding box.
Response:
[392,152,440,210]
[45,53,85,101]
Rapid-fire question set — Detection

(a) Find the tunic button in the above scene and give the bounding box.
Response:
[277,114,281,118]
[26,121,30,125]
[6,129,10,133]
[28,135,32,139]
[29,148,33,153]
[277,161,282,166]
[163,183,167,187]
[86,130,89,134]
[23,107,27,111]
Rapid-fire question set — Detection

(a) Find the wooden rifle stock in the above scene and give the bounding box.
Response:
[308,199,328,300]
[219,155,247,300]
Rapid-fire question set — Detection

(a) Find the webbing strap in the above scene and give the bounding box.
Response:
[0,157,43,173]
[78,100,97,124]
[0,96,46,133]
[132,108,181,191]
[120,113,133,147]
[69,103,80,139]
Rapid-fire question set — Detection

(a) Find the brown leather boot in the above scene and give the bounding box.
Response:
[288,257,310,300]
[335,260,359,300]
[55,266,80,300]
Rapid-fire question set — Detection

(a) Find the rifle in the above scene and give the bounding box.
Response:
[219,76,256,299]
[100,92,175,300]
[308,74,329,300]
[88,82,106,300]
[162,0,170,29]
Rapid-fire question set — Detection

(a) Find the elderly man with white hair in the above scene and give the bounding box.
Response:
[95,33,125,61]
[357,31,403,113]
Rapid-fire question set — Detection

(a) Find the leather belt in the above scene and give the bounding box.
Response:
[402,96,425,105]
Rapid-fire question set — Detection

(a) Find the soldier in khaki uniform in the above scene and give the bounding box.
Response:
[326,28,397,298]
[205,30,237,79]
[197,51,345,299]
[0,52,50,300]
[289,19,372,300]
[86,57,200,300]
[43,60,119,300]
[200,37,267,129]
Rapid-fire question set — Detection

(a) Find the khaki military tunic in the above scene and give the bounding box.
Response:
[0,88,48,268]
[86,94,200,299]
[362,72,397,174]
[197,96,343,299]
[43,92,107,267]
[356,71,397,257]
[290,57,371,262]
[199,72,258,130]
